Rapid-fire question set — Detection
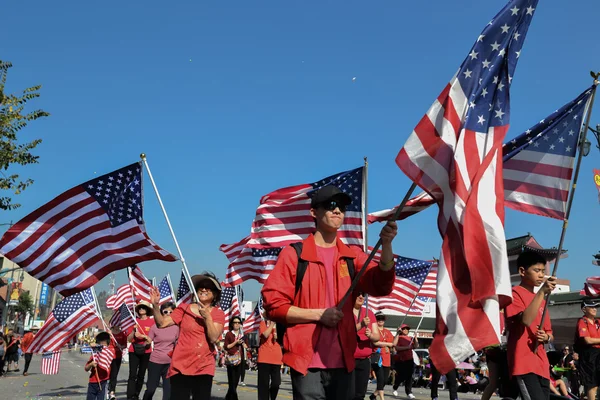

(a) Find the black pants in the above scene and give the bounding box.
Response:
[431,360,458,400]
[240,358,246,382]
[352,358,371,400]
[226,364,243,400]
[291,368,351,400]
[127,352,151,399]
[170,374,213,400]
[0,356,4,375]
[142,362,170,400]
[109,357,122,393]
[258,363,281,400]
[23,353,33,374]
[516,373,551,400]
[392,360,414,393]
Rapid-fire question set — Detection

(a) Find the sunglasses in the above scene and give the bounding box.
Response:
[233,321,241,325]
[318,200,347,213]
[162,310,173,315]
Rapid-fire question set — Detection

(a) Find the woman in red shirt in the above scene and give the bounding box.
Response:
[127,301,154,400]
[257,318,283,400]
[370,312,394,400]
[224,315,248,400]
[150,272,225,400]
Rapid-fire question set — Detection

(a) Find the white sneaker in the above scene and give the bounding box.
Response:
[393,391,399,397]
[408,394,416,399]
[241,382,246,386]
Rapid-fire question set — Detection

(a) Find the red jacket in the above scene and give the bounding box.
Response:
[261,234,395,375]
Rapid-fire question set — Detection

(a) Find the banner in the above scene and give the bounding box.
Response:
[39,283,49,306]
[594,169,600,203]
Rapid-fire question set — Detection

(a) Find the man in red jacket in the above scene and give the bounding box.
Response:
[262,185,398,400]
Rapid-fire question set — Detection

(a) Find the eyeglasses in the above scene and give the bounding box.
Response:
[318,200,347,213]
[233,321,241,325]
[162,310,172,315]
[357,293,365,297]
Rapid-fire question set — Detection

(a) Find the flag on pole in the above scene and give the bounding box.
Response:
[503,87,594,219]
[367,191,438,223]
[158,276,173,304]
[220,286,241,328]
[594,169,600,204]
[106,284,135,310]
[41,351,61,374]
[581,277,600,297]
[395,0,538,373]
[92,345,115,372]
[0,162,177,296]
[129,265,152,302]
[28,289,98,353]
[247,167,364,248]
[220,236,282,286]
[176,272,193,306]
[242,299,263,332]
[368,295,430,315]
[118,303,137,331]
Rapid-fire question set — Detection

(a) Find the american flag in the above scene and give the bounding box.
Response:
[368,295,431,316]
[41,351,61,375]
[242,299,263,333]
[92,345,115,372]
[220,236,282,286]
[106,284,135,310]
[503,86,594,219]
[28,289,98,353]
[220,286,242,329]
[367,191,437,223]
[158,275,173,304]
[129,265,152,302]
[395,0,537,373]
[176,272,193,306]
[110,303,136,332]
[247,167,364,248]
[580,277,600,297]
[0,162,177,296]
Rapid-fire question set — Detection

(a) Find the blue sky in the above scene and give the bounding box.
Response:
[2,1,600,302]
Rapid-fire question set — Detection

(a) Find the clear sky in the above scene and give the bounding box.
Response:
[2,1,600,302]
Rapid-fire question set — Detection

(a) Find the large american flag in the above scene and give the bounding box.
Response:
[158,275,174,304]
[503,86,594,219]
[129,265,152,302]
[220,236,281,286]
[580,277,600,297]
[220,286,242,329]
[176,271,193,306]
[242,300,263,333]
[0,162,177,296]
[29,289,98,353]
[106,284,135,310]
[247,167,364,248]
[41,351,61,375]
[395,0,537,373]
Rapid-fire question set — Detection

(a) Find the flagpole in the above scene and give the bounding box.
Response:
[140,153,200,304]
[538,79,599,334]
[362,157,370,315]
[90,287,122,352]
[338,181,418,309]
[410,297,432,346]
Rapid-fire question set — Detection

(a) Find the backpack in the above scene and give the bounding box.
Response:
[276,242,355,346]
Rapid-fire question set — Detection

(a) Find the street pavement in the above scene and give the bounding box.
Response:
[0,350,484,400]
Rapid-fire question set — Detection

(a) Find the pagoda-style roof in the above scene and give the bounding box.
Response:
[506,233,566,258]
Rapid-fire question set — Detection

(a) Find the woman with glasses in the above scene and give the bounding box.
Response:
[142,302,179,400]
[224,315,248,400]
[150,272,225,400]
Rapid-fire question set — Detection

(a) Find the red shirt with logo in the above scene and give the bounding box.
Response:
[576,317,600,349]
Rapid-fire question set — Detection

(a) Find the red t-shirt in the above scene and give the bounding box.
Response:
[112,331,129,359]
[506,285,552,379]
[309,246,345,369]
[87,355,110,383]
[167,304,225,378]
[374,328,393,367]
[354,308,376,359]
[128,317,154,354]
[258,321,283,365]
[394,335,415,362]
[576,317,600,349]
[21,332,34,353]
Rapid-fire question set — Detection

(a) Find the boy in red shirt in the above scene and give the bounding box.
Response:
[506,251,556,400]
[84,332,113,400]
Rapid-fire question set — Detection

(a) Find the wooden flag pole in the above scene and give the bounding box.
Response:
[338,182,418,309]
[140,153,200,304]
[537,77,599,337]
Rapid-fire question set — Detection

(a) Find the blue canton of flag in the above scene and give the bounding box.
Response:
[395,257,433,290]
[307,167,363,213]
[158,276,173,303]
[220,287,237,310]
[54,289,95,323]
[458,2,538,132]
[176,272,192,305]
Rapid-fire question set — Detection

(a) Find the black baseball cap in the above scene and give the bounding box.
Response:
[582,298,600,308]
[310,185,352,208]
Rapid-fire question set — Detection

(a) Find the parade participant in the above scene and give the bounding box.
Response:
[257,318,283,400]
[392,323,417,398]
[108,325,129,400]
[150,272,225,400]
[4,331,19,373]
[369,313,394,400]
[262,185,398,400]
[0,334,5,376]
[20,326,38,376]
[574,298,600,400]
[352,293,379,400]
[429,357,458,400]
[127,301,154,400]
[224,315,247,400]
[506,251,556,400]
[84,331,113,400]
[142,301,179,400]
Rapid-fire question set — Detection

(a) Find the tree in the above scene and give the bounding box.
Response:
[12,291,34,327]
[0,60,49,210]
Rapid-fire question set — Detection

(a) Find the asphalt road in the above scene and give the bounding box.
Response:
[0,350,484,400]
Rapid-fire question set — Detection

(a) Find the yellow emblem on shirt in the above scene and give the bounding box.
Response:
[339,260,350,278]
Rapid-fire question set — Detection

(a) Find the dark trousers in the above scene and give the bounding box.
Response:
[108,357,122,393]
[170,374,213,400]
[291,368,351,400]
[142,362,170,400]
[240,358,246,382]
[127,352,150,399]
[258,363,281,400]
[226,364,243,400]
[430,361,458,400]
[87,380,108,400]
[352,358,372,400]
[0,356,4,375]
[23,353,33,373]
[516,374,551,400]
[393,360,414,393]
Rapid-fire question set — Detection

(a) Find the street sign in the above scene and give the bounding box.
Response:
[39,283,49,305]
